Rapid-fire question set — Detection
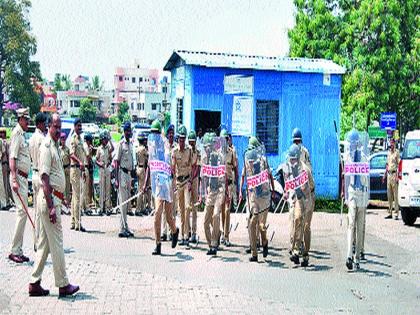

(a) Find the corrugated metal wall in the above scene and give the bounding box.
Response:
[171,65,342,198]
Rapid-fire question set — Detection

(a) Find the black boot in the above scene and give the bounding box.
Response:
[346,257,353,270]
[171,228,179,248]
[152,243,161,255]
[290,254,300,265]
[262,243,268,258]
[249,256,258,262]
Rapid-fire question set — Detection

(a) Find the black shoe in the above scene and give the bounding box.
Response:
[171,228,179,248]
[161,234,168,241]
[206,248,217,256]
[262,244,268,258]
[301,259,309,267]
[126,230,134,237]
[249,256,258,262]
[70,226,75,230]
[106,211,112,216]
[384,214,392,219]
[78,226,86,232]
[245,247,251,254]
[118,231,129,238]
[355,262,360,270]
[128,212,134,216]
[360,252,366,260]
[190,234,197,244]
[152,244,161,255]
[178,239,186,246]
[290,254,300,265]
[346,257,353,270]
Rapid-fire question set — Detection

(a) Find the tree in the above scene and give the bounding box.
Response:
[0,0,41,121]
[91,75,103,91]
[117,101,130,123]
[288,0,419,138]
[53,73,63,91]
[79,98,97,123]
[61,74,72,90]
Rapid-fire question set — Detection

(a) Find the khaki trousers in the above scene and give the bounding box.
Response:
[10,173,29,256]
[136,168,146,212]
[31,193,69,288]
[291,194,314,259]
[32,172,41,249]
[387,176,399,216]
[3,164,12,206]
[163,187,177,236]
[347,198,366,263]
[70,168,82,229]
[249,209,268,257]
[64,167,71,205]
[204,190,223,248]
[177,181,191,239]
[154,198,176,245]
[221,183,235,241]
[119,171,131,233]
[99,167,111,211]
[189,177,199,235]
[0,166,6,208]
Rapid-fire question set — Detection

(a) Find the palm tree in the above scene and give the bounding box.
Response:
[91,75,103,91]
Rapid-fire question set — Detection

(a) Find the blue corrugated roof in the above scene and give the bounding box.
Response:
[163,50,346,74]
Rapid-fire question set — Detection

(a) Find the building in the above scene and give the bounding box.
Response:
[56,75,111,118]
[163,50,346,198]
[112,60,169,123]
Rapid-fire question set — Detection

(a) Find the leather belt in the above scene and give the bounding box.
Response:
[177,175,190,182]
[227,179,233,185]
[63,164,70,169]
[33,168,39,172]
[121,167,131,174]
[388,170,397,174]
[18,169,28,178]
[70,164,80,168]
[137,164,144,168]
[52,189,64,201]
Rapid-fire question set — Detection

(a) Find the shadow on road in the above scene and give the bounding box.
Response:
[309,250,331,260]
[358,267,391,278]
[167,252,194,262]
[303,264,333,272]
[85,230,106,235]
[59,292,97,302]
[365,259,391,268]
[265,259,287,269]
[64,247,75,254]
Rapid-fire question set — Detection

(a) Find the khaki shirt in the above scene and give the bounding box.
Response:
[387,149,400,173]
[116,139,134,171]
[83,142,94,166]
[29,128,45,171]
[96,144,111,167]
[60,145,71,167]
[70,133,85,166]
[300,145,312,171]
[284,161,315,200]
[39,134,65,193]
[172,144,192,178]
[9,123,31,174]
[136,145,148,168]
[226,145,238,181]
[1,139,9,164]
[191,147,201,177]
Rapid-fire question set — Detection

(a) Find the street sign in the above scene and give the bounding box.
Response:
[380,112,397,130]
[368,126,386,138]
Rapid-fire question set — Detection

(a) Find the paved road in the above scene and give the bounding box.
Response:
[0,207,419,314]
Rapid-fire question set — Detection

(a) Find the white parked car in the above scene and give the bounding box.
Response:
[398,130,420,225]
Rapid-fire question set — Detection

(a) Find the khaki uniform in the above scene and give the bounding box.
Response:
[31,134,70,288]
[285,162,315,260]
[83,142,94,208]
[96,144,112,212]
[172,144,192,240]
[136,144,148,213]
[162,142,176,237]
[0,140,7,208]
[386,148,400,217]
[9,123,31,256]
[222,145,237,242]
[203,151,225,248]
[2,139,12,207]
[29,128,45,247]
[70,134,85,229]
[116,139,134,233]
[60,144,71,204]
[243,157,271,257]
[189,147,201,236]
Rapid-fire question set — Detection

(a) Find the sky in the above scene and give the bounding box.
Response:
[30,0,295,89]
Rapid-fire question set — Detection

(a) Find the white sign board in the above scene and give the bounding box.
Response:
[323,73,331,86]
[232,96,253,136]
[224,75,253,95]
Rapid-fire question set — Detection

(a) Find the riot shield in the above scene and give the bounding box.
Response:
[343,130,370,208]
[244,144,271,201]
[283,161,310,201]
[148,133,172,202]
[200,134,227,197]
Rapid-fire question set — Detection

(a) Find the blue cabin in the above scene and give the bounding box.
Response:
[163,50,345,198]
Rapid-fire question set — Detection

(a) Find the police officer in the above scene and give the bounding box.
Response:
[284,143,315,267]
[343,130,369,270]
[8,108,31,263]
[29,112,47,248]
[135,133,148,215]
[70,118,86,232]
[383,138,400,220]
[146,120,179,255]
[59,133,71,205]
[220,129,238,247]
[96,131,112,216]
[1,128,13,209]
[29,113,79,297]
[172,125,192,246]
[83,133,94,212]
[239,137,275,262]
[115,122,135,238]
[188,130,201,243]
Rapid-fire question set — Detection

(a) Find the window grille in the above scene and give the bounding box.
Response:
[256,100,279,154]
[176,98,183,128]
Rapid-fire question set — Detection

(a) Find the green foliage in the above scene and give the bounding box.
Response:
[289,0,420,139]
[90,75,103,91]
[314,197,347,213]
[117,101,130,124]
[53,73,72,91]
[0,0,42,117]
[79,98,97,123]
